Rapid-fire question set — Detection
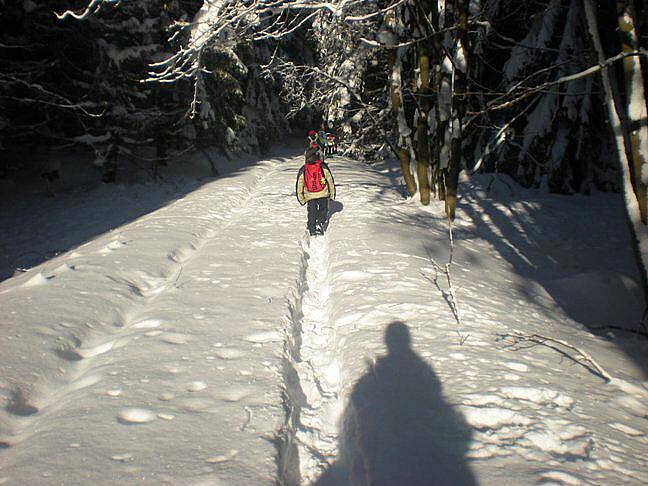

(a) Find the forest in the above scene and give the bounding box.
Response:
[1,0,647,254]
[0,0,648,241]
[1,3,648,484]
[0,3,643,177]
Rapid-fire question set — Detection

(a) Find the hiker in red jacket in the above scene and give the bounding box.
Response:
[296,148,335,236]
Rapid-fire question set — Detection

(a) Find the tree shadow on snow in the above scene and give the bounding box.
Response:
[0,150,302,283]
[458,189,648,375]
[316,322,477,486]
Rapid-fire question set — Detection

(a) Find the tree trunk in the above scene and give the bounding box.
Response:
[583,0,648,304]
[617,0,648,223]
[429,0,445,199]
[154,128,168,180]
[389,48,417,197]
[445,0,468,220]
[416,29,432,205]
[102,136,118,183]
[153,84,169,180]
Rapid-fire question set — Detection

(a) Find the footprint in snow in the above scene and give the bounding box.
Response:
[50,263,72,276]
[98,240,126,254]
[74,340,117,359]
[218,386,253,402]
[169,246,195,263]
[120,272,171,298]
[608,422,643,438]
[20,273,53,289]
[214,348,246,360]
[206,449,239,463]
[110,453,133,462]
[523,426,590,458]
[459,405,532,430]
[188,381,207,392]
[336,270,367,282]
[613,395,648,418]
[504,361,529,372]
[118,408,156,424]
[499,386,574,408]
[181,398,214,413]
[538,471,581,486]
[335,312,364,327]
[244,331,282,343]
[161,333,189,345]
[131,318,163,329]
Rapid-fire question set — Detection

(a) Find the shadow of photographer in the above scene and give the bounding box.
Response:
[316,321,476,485]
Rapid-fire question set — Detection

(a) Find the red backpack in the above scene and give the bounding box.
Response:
[304,161,326,193]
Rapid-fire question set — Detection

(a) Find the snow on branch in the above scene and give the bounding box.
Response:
[60,0,406,83]
[55,0,113,20]
[342,0,408,22]
[470,100,536,173]
[469,50,648,116]
[265,57,401,159]
[0,73,104,117]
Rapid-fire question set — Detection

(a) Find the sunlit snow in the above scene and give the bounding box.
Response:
[0,151,646,484]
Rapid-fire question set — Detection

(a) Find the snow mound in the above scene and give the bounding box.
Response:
[500,387,574,408]
[20,272,50,288]
[118,408,156,424]
[538,470,582,485]
[460,406,532,430]
[544,271,641,326]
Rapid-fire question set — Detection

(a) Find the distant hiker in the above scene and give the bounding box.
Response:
[296,149,336,236]
[307,129,318,146]
[41,169,60,197]
[317,128,328,154]
[304,140,322,164]
[305,130,324,162]
[326,132,337,155]
[40,159,61,197]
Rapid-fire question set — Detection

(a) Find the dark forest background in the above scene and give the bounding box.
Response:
[0,1,646,202]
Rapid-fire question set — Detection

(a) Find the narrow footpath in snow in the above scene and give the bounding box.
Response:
[1,151,647,485]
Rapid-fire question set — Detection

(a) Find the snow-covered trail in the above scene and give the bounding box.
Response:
[0,155,310,484]
[1,152,648,485]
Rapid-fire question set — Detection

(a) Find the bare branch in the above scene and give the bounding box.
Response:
[468,50,648,116]
[424,218,468,345]
[499,330,612,382]
[55,0,106,20]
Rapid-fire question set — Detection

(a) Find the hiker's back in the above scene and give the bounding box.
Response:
[304,160,326,193]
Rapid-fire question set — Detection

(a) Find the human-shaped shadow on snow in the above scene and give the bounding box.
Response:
[315,322,477,486]
[328,199,343,218]
[322,200,344,233]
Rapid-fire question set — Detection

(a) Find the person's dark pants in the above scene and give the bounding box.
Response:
[307,197,329,234]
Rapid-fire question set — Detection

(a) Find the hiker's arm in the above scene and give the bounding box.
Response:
[296,170,306,205]
[324,167,335,200]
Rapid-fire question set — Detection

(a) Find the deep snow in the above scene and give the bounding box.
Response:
[0,151,647,485]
